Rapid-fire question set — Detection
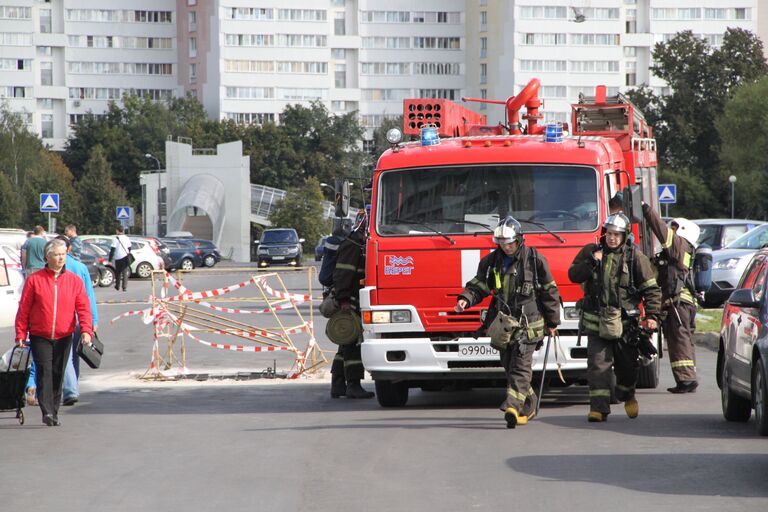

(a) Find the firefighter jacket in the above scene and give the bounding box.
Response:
[458,244,561,340]
[333,229,365,306]
[568,241,662,336]
[642,203,695,304]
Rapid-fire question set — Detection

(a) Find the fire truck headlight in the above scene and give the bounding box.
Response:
[391,310,411,323]
[386,128,403,145]
[564,307,580,320]
[371,310,412,323]
[372,311,391,323]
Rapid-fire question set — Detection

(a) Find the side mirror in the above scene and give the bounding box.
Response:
[299,238,305,244]
[253,240,260,245]
[623,184,643,223]
[335,180,350,218]
[727,288,761,308]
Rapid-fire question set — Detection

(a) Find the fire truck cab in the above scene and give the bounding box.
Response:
[360,79,661,407]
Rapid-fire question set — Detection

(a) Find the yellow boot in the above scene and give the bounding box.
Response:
[504,407,519,429]
[624,398,639,419]
[587,410,607,422]
[517,409,536,426]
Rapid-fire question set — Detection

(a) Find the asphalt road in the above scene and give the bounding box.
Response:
[2,264,767,511]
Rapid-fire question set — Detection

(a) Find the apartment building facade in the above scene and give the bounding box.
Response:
[0,0,761,151]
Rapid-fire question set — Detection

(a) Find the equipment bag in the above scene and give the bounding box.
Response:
[319,291,340,318]
[693,243,713,293]
[598,306,623,340]
[487,311,525,351]
[326,310,362,346]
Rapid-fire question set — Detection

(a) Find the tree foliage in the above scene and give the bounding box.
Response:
[0,172,21,226]
[268,177,329,251]
[75,146,128,234]
[0,104,44,191]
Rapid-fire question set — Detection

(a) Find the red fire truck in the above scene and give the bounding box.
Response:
[359,78,662,407]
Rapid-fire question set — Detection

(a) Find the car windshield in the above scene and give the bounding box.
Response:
[377,164,599,235]
[262,230,298,243]
[725,224,768,250]
[697,225,719,247]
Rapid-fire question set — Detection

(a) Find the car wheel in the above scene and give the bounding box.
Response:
[295,257,302,267]
[721,361,752,422]
[754,358,768,436]
[375,380,408,407]
[99,267,116,288]
[180,258,194,271]
[136,262,153,279]
[637,356,660,389]
[203,255,216,267]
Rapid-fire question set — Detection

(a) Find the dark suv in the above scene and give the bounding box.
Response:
[256,228,304,267]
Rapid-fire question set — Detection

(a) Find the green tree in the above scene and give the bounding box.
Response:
[75,145,128,233]
[717,76,768,219]
[22,152,81,230]
[268,177,329,252]
[0,104,44,189]
[0,172,21,226]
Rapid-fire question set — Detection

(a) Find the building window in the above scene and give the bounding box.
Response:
[334,12,345,35]
[189,37,197,57]
[40,9,52,33]
[480,63,487,84]
[38,98,53,109]
[480,37,487,58]
[480,89,487,110]
[37,46,52,56]
[189,63,197,81]
[188,11,196,31]
[41,114,53,138]
[480,11,487,31]
[626,73,637,86]
[40,62,53,85]
[332,48,346,59]
[335,64,346,88]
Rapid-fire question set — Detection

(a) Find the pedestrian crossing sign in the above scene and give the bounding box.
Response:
[658,184,676,204]
[39,193,60,212]
[116,206,131,220]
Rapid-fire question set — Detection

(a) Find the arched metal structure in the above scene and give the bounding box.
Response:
[167,174,226,244]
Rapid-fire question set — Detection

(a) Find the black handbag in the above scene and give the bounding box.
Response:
[77,333,104,369]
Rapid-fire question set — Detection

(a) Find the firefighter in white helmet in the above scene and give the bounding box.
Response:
[455,216,561,428]
[569,213,661,422]
[642,204,701,393]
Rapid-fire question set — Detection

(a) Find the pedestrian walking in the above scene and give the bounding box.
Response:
[455,216,561,428]
[568,214,662,422]
[109,226,132,292]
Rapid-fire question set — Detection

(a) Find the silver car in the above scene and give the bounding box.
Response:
[705,224,768,307]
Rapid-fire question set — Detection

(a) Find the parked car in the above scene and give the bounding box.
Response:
[161,238,203,271]
[315,235,329,261]
[81,241,116,287]
[255,228,304,267]
[80,235,169,279]
[704,224,768,307]
[717,248,768,435]
[693,219,764,251]
[0,257,21,328]
[187,239,221,267]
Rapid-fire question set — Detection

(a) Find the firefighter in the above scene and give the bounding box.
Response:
[569,213,661,422]
[642,203,700,393]
[455,216,561,428]
[329,209,374,399]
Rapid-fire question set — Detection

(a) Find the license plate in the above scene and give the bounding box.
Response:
[457,343,498,358]
[272,256,285,260]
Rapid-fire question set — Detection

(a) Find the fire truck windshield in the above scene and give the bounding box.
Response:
[378,164,598,236]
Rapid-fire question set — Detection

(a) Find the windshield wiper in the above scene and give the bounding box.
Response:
[392,218,455,245]
[439,218,494,235]
[519,219,566,243]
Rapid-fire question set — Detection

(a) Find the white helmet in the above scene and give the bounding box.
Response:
[493,216,523,245]
[603,213,630,234]
[670,218,700,247]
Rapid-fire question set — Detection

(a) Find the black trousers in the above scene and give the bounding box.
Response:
[30,335,72,419]
[330,344,365,382]
[114,256,130,290]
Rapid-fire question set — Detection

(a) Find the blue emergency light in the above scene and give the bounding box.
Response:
[420,125,439,146]
[544,122,563,143]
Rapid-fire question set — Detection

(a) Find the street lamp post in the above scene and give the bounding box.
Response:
[145,153,163,236]
[729,175,737,219]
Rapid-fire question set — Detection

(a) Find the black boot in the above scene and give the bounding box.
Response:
[667,381,698,394]
[346,379,375,399]
[330,374,346,398]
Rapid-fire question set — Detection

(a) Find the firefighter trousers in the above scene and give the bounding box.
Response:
[499,341,537,416]
[662,300,697,383]
[587,335,640,415]
[330,343,365,382]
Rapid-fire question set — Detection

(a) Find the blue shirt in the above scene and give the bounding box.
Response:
[66,254,99,327]
[69,236,82,261]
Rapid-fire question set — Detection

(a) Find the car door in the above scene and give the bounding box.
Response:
[732,257,767,390]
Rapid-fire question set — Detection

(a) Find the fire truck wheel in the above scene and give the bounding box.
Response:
[637,356,660,389]
[375,380,409,407]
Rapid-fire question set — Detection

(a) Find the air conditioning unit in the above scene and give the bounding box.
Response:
[73,100,81,107]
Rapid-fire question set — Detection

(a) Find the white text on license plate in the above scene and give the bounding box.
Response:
[272,256,285,260]
[458,344,498,357]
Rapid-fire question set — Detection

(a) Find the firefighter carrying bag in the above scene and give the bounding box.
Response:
[598,306,623,340]
[326,310,362,346]
[319,291,340,318]
[487,311,525,351]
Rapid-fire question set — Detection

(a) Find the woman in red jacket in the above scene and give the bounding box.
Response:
[15,238,93,427]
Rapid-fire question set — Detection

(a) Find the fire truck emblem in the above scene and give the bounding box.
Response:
[384,255,414,275]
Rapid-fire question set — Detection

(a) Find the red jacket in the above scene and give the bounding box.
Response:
[15,266,93,342]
